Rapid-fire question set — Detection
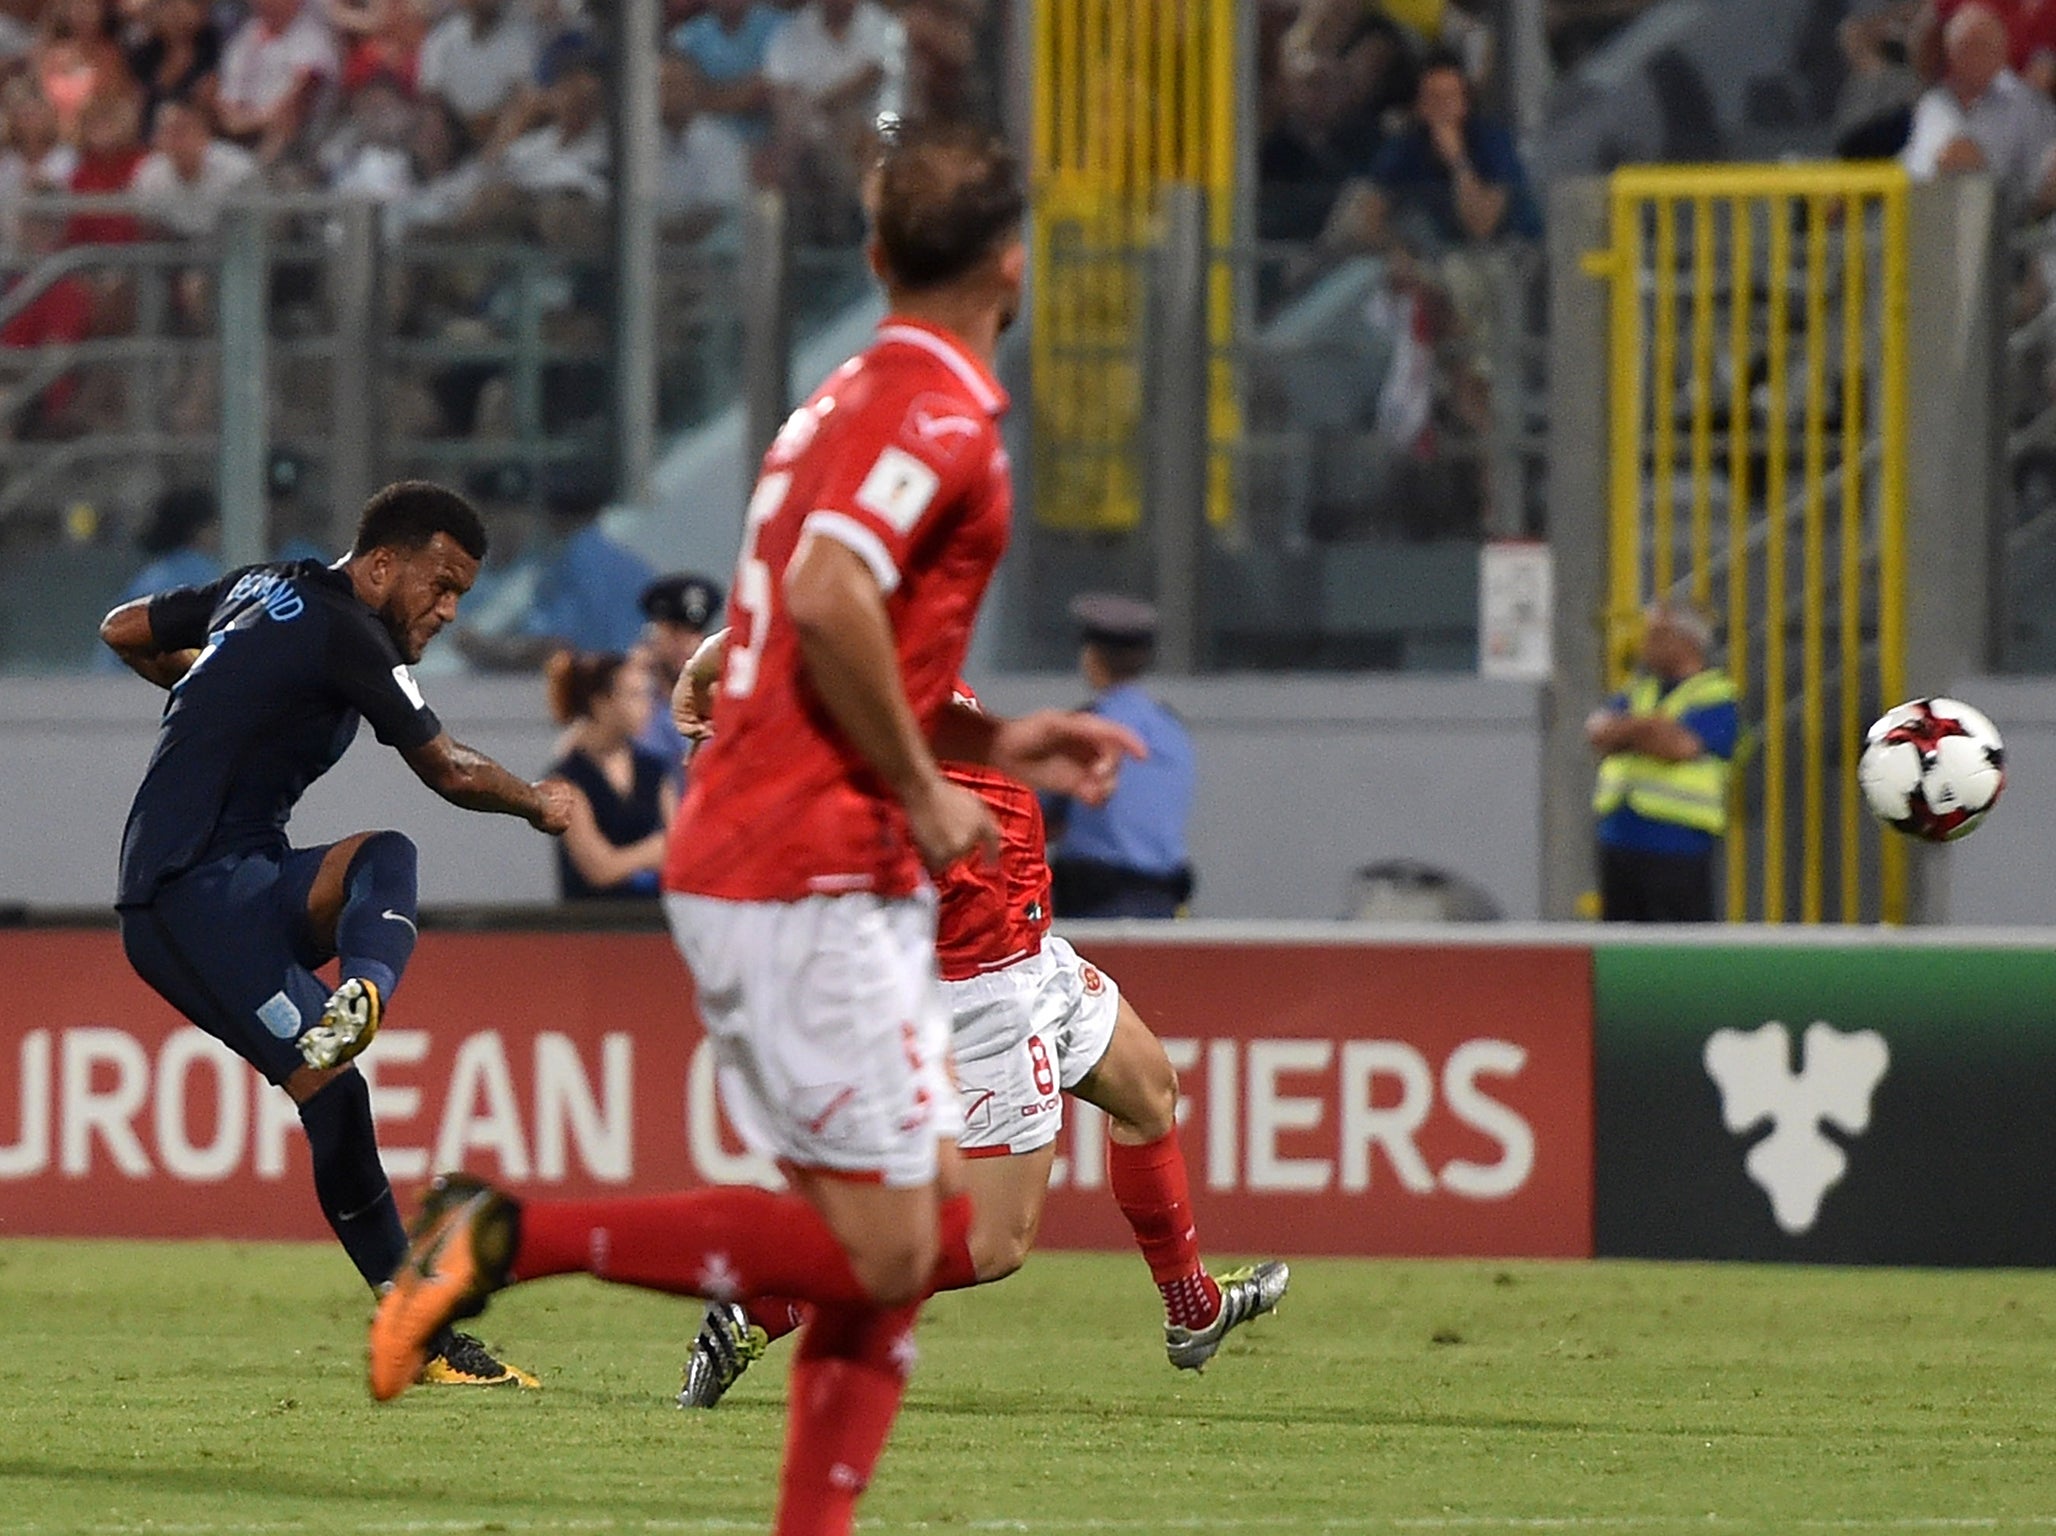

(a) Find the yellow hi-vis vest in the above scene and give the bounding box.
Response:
[1590,669,1738,835]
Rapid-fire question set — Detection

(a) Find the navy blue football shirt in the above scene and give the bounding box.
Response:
[116,560,441,907]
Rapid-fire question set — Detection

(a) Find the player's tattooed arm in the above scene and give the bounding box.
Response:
[97,598,200,690]
[402,732,575,834]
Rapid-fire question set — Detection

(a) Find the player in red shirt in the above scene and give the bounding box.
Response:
[668,670,1289,1406]
[367,121,1142,1536]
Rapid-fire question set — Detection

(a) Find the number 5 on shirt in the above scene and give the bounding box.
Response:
[723,470,790,701]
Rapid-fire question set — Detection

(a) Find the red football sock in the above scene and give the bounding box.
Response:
[1108,1130,1220,1328]
[930,1191,978,1292]
[775,1301,922,1536]
[744,1192,977,1344]
[745,1297,808,1343]
[508,1186,872,1306]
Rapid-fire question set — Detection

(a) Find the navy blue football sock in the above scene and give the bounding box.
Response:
[334,831,418,1003]
[299,1068,404,1288]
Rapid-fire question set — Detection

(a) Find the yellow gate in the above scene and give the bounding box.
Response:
[1585,164,1910,923]
[1030,0,1238,533]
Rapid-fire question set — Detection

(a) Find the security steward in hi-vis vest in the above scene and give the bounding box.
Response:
[1586,604,1740,922]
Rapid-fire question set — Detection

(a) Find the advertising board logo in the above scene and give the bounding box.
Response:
[1703,1021,1889,1234]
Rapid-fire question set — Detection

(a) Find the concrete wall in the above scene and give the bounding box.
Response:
[0,674,1547,922]
[1943,677,2056,926]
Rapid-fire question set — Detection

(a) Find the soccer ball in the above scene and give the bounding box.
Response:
[1856,698,2006,842]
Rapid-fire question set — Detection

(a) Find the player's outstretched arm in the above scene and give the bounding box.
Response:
[934,702,1146,809]
[784,536,997,871]
[98,598,202,690]
[402,733,575,834]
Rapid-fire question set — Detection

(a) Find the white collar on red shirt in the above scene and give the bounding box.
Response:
[875,319,1008,415]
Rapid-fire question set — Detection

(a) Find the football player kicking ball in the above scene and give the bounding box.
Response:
[103,481,574,1389]
[366,121,1144,1536]
[671,659,1289,1407]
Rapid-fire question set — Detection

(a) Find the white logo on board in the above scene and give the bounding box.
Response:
[1703,1021,1889,1234]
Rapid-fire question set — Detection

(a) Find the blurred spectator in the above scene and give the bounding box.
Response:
[1836,1,1923,158]
[477,45,606,212]
[1045,594,1197,921]
[66,91,146,246]
[1260,28,1392,244]
[125,0,222,132]
[898,0,982,124]
[633,569,722,772]
[385,93,482,233]
[1278,0,1418,135]
[1346,49,1541,256]
[1919,0,2056,91]
[114,483,221,603]
[132,96,257,235]
[332,0,427,95]
[0,212,94,438]
[542,648,676,901]
[320,64,417,195]
[667,0,785,146]
[455,461,656,668]
[763,0,905,243]
[35,0,134,141]
[0,79,81,249]
[1903,1,2056,214]
[417,0,538,144]
[92,485,223,671]
[216,0,341,167]
[657,53,746,239]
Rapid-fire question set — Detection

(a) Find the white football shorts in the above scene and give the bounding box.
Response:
[946,935,1121,1157]
[664,890,955,1188]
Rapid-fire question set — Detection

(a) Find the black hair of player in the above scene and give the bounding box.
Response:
[870,118,1026,292]
[352,480,489,563]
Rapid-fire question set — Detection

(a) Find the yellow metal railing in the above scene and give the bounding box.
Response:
[1030,0,1238,532]
[1587,164,1909,923]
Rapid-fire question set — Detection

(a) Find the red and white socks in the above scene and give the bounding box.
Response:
[1108,1129,1222,1329]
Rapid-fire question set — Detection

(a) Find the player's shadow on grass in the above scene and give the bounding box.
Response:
[0,1456,670,1518]
[910,1393,1764,1439]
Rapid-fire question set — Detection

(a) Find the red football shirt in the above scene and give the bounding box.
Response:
[934,686,1053,982]
[665,318,1013,902]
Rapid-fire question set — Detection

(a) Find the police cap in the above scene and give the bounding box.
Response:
[1069,591,1158,648]
[640,572,725,631]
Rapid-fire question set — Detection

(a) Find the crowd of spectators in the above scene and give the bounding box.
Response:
[1252,0,1542,543]
[0,0,996,453]
[1839,0,2056,211]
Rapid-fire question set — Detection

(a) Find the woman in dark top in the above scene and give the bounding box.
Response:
[543,649,676,901]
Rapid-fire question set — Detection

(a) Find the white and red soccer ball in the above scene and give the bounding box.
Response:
[1856,697,2006,842]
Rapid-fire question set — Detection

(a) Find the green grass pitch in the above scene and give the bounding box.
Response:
[3,1239,2056,1533]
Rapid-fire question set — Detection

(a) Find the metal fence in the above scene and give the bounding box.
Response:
[1001,181,1549,674]
[0,192,767,672]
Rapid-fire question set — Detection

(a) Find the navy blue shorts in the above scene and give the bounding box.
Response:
[119,844,339,1086]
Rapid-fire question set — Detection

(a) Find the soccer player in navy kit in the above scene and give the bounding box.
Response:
[100,480,575,1388]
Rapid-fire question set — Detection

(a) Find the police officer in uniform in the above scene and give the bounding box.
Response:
[1046,593,1197,919]
[1587,602,1741,922]
[635,571,725,771]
